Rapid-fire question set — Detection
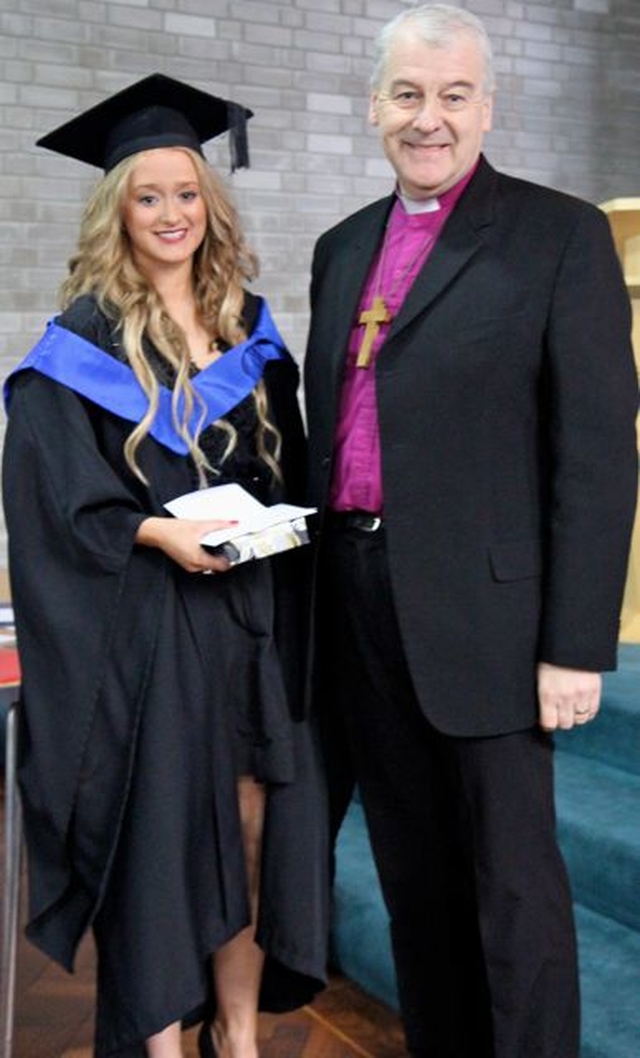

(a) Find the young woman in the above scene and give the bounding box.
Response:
[2,75,327,1058]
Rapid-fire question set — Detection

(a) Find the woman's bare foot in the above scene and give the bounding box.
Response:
[210,1019,259,1058]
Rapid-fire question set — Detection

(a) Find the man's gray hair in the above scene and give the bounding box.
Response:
[370,3,496,94]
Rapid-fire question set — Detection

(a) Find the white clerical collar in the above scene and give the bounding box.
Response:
[397,189,441,214]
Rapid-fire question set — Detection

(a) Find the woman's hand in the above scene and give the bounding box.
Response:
[135,516,238,574]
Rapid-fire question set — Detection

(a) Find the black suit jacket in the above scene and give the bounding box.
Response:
[305,156,639,736]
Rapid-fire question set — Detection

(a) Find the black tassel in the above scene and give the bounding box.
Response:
[227,102,250,171]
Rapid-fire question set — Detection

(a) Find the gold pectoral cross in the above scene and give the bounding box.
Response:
[356,295,392,368]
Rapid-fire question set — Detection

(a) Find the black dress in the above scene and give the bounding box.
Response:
[2,292,328,1057]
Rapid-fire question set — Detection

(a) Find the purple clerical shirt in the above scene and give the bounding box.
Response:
[329,168,475,514]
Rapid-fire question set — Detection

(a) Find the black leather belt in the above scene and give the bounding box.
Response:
[327,510,383,532]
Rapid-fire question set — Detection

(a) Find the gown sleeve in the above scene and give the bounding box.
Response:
[2,368,166,966]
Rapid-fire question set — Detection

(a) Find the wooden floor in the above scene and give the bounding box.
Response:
[2,788,406,1058]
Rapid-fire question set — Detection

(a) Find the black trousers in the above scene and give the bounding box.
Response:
[317,518,580,1058]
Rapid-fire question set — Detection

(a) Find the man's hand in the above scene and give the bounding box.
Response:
[537,662,602,732]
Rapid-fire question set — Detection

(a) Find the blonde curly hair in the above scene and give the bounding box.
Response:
[60,147,280,484]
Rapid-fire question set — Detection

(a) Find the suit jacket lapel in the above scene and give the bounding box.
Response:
[326,196,393,378]
[386,156,498,344]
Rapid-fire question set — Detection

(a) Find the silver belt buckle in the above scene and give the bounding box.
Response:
[355,512,382,532]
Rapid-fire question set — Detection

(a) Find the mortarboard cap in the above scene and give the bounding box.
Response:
[36,73,252,172]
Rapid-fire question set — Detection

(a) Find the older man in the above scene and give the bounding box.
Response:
[305,4,638,1056]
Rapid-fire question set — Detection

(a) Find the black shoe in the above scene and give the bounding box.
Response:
[197,1023,217,1058]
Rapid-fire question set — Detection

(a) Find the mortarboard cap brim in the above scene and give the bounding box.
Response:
[36,73,252,172]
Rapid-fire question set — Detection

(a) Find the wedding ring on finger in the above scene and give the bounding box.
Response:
[202,568,214,576]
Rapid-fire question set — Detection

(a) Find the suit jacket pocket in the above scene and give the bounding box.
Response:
[488,539,542,582]
[448,309,533,347]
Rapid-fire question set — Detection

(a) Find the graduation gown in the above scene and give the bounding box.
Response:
[2,292,328,1056]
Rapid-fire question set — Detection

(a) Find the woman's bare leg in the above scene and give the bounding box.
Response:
[210,777,267,1058]
[146,1020,183,1056]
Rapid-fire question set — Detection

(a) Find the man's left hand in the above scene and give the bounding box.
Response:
[537,662,602,732]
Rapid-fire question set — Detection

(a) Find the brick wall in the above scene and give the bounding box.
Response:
[1,0,639,560]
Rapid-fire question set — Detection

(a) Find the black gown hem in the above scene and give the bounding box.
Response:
[98,966,326,1056]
